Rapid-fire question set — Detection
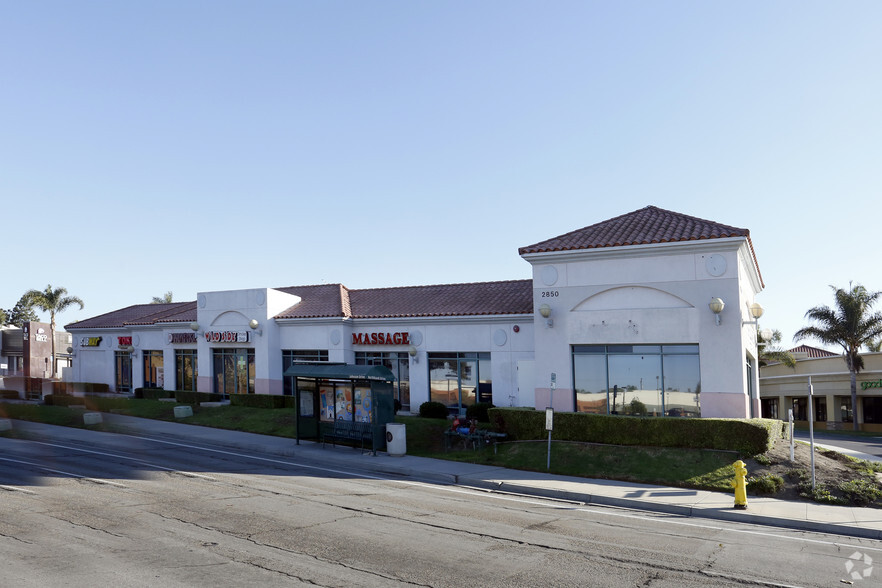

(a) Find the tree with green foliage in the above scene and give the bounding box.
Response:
[6,296,39,327]
[794,283,882,431]
[23,285,84,378]
[0,307,7,326]
[758,329,796,368]
[151,291,173,304]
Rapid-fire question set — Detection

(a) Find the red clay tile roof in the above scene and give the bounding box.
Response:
[274,284,351,319]
[519,205,763,287]
[520,205,748,253]
[275,280,533,319]
[67,281,533,329]
[65,302,197,330]
[788,345,839,358]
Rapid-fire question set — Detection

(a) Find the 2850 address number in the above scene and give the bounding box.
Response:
[541,290,560,298]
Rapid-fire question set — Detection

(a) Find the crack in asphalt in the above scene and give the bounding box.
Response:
[152,512,433,587]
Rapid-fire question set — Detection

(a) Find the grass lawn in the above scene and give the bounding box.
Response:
[1,401,737,492]
[441,440,739,492]
[0,400,296,439]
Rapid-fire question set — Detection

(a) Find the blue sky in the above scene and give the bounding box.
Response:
[3,2,880,349]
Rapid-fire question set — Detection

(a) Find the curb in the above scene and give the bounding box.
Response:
[460,478,882,541]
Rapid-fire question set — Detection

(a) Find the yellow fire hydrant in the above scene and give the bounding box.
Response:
[733,460,748,510]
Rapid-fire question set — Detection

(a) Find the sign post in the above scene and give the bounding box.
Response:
[808,376,816,491]
[789,409,794,462]
[547,372,556,471]
[546,407,554,471]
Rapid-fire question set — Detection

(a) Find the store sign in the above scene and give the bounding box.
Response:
[861,379,882,390]
[35,328,48,343]
[118,336,133,346]
[205,330,250,343]
[352,332,410,345]
[168,332,198,344]
[81,337,102,347]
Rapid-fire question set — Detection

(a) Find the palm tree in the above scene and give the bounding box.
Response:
[794,283,882,431]
[151,291,173,304]
[23,285,85,379]
[758,329,796,368]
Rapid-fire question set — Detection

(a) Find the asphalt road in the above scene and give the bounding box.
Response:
[794,429,882,459]
[1,425,880,587]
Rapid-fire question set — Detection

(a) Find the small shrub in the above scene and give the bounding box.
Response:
[0,389,21,400]
[175,390,224,404]
[466,402,494,423]
[802,484,847,505]
[838,478,882,507]
[846,457,882,475]
[135,387,175,400]
[394,398,402,413]
[43,394,85,407]
[747,473,784,495]
[51,381,110,395]
[419,401,448,419]
[754,454,773,466]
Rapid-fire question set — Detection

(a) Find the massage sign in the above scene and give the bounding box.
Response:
[204,330,250,343]
[352,332,410,345]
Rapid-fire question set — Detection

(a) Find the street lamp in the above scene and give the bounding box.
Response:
[709,298,725,325]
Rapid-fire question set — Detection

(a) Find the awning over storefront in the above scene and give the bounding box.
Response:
[283,363,396,382]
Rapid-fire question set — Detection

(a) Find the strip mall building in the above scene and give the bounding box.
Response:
[65,206,767,419]
[760,346,882,432]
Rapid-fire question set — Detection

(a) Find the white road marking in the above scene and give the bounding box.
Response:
[0,456,127,488]
[14,434,882,553]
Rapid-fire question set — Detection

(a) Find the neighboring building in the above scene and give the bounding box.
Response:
[65,206,766,418]
[0,322,72,378]
[760,349,882,432]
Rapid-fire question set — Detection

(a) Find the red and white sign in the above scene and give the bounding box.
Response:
[352,332,410,345]
[168,332,198,344]
[205,331,250,343]
[118,336,133,346]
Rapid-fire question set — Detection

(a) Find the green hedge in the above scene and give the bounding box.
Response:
[51,381,110,395]
[0,389,21,399]
[42,395,133,411]
[230,394,295,409]
[488,407,785,455]
[466,402,494,423]
[43,394,86,406]
[419,401,448,419]
[134,387,176,400]
[174,390,224,404]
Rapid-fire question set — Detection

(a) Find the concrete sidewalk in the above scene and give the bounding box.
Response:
[29,414,882,541]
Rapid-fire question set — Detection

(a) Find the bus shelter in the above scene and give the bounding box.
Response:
[284,363,396,449]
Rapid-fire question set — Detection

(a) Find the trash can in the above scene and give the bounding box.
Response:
[385,423,406,457]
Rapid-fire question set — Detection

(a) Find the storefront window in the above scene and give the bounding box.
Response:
[115,351,132,393]
[863,397,882,424]
[837,396,854,423]
[355,352,410,411]
[791,398,807,421]
[815,397,827,422]
[143,350,163,388]
[428,352,491,414]
[212,348,255,396]
[282,350,329,396]
[175,349,198,391]
[761,398,779,419]
[572,345,700,417]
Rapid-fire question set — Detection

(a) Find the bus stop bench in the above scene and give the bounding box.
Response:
[321,421,376,454]
[443,429,507,453]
